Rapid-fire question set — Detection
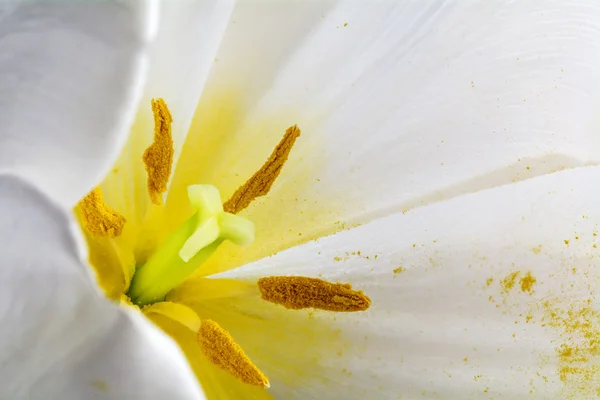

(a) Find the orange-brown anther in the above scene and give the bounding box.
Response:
[79,187,125,237]
[198,319,270,388]
[257,276,371,312]
[143,98,174,205]
[223,125,301,214]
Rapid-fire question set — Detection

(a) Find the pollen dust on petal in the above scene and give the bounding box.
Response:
[79,187,125,237]
[223,125,301,214]
[393,266,406,274]
[488,269,600,398]
[519,272,537,293]
[542,297,600,397]
[257,276,371,312]
[143,98,174,205]
[198,319,269,388]
[500,271,520,294]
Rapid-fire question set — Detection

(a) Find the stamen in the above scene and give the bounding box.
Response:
[143,98,174,205]
[79,187,125,237]
[198,319,269,388]
[257,276,371,312]
[223,125,301,214]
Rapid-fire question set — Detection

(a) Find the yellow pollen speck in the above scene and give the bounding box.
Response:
[143,98,174,205]
[78,187,125,237]
[257,276,371,312]
[90,380,109,392]
[500,271,520,294]
[525,314,534,323]
[198,319,269,388]
[519,272,536,293]
[393,266,406,274]
[223,125,301,214]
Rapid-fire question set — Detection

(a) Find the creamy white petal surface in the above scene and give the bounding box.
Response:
[0,175,203,400]
[182,0,600,226]
[218,167,600,399]
[0,1,156,208]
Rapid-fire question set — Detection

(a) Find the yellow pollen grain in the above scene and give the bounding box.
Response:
[78,187,125,237]
[143,98,174,205]
[500,271,520,294]
[519,272,537,293]
[257,276,371,312]
[198,319,269,388]
[393,266,406,274]
[223,125,301,214]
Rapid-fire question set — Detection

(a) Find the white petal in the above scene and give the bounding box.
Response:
[250,0,600,220]
[170,1,600,246]
[0,2,157,208]
[218,167,600,399]
[0,175,203,399]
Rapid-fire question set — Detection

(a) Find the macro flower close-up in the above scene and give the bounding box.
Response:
[1,1,599,399]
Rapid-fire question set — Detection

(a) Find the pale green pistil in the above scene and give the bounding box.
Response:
[127,184,254,306]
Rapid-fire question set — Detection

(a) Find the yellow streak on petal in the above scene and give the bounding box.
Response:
[257,276,371,312]
[167,278,256,303]
[134,203,167,265]
[78,187,125,237]
[143,301,201,333]
[164,90,343,277]
[143,98,174,205]
[198,319,270,388]
[79,229,127,299]
[223,125,301,214]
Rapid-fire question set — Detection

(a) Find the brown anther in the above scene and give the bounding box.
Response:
[257,276,371,312]
[143,98,174,205]
[198,320,269,388]
[78,187,125,237]
[223,125,301,214]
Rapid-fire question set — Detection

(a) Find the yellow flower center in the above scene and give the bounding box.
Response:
[126,183,255,306]
[76,98,371,390]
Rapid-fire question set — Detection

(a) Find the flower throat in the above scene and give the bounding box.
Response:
[77,98,371,388]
